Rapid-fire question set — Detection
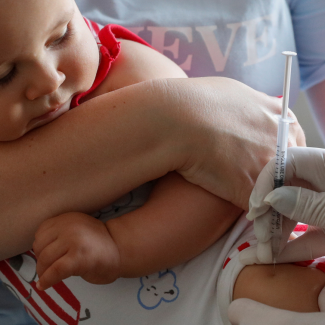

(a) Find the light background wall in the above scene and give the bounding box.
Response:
[293,92,324,148]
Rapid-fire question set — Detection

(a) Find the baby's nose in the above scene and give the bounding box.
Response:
[25,65,66,101]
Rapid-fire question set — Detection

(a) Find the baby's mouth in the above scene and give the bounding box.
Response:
[29,99,72,129]
[36,106,61,121]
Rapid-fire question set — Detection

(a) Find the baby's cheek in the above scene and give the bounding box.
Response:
[77,34,99,91]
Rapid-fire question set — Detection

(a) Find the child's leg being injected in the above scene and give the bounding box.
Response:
[34,172,242,290]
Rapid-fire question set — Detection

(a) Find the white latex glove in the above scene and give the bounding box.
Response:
[228,298,324,325]
[241,147,325,265]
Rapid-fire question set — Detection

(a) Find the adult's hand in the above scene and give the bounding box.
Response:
[166,77,305,210]
[228,298,324,325]
[242,147,325,265]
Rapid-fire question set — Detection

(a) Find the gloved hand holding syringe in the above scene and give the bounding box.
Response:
[271,51,296,262]
[241,52,325,268]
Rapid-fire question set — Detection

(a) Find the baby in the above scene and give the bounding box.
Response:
[0,0,241,299]
[5,1,316,324]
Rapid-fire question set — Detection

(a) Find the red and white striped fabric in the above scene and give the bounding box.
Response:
[292,223,308,237]
[292,223,325,272]
[0,252,81,325]
[223,241,251,269]
[295,256,325,273]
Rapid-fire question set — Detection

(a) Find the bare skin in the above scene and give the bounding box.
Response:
[33,174,241,290]
[233,263,325,312]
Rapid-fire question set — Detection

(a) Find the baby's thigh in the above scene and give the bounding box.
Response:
[233,264,325,312]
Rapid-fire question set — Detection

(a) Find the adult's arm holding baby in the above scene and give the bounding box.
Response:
[0,80,305,260]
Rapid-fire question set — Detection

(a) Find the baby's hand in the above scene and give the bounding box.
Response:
[33,212,121,290]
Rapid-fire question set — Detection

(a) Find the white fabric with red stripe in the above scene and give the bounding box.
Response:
[292,224,325,272]
[216,220,256,325]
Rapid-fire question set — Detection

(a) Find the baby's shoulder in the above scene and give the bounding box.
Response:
[85,38,187,101]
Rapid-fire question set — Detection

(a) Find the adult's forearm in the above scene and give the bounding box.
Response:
[0,77,305,258]
[0,79,186,259]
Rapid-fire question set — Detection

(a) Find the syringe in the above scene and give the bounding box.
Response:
[271,51,296,263]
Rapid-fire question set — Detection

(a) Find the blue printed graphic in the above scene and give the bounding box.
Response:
[137,270,179,310]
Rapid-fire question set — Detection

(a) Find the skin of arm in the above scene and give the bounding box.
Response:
[233,263,325,313]
[34,172,241,290]
[0,75,305,260]
[31,39,242,290]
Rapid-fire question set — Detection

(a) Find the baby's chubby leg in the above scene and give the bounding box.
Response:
[228,298,324,325]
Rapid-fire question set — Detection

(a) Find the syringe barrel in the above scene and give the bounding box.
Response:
[271,51,296,261]
[274,118,290,188]
[272,117,291,259]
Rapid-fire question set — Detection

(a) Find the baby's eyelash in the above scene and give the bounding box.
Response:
[0,66,17,88]
[51,24,74,49]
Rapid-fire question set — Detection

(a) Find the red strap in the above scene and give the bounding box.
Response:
[71,24,152,108]
[103,24,153,49]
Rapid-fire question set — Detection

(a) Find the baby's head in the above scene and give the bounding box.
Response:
[0,0,99,141]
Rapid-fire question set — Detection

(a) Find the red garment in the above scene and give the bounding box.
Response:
[71,22,153,108]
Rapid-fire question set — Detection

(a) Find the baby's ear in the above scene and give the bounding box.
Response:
[318,285,325,312]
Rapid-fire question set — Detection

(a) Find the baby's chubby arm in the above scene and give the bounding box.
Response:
[106,172,242,278]
[34,172,241,290]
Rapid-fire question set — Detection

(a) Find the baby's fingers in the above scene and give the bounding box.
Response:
[36,240,67,279]
[33,229,58,259]
[37,254,77,291]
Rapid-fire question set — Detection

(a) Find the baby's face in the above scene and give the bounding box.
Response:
[0,0,99,140]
